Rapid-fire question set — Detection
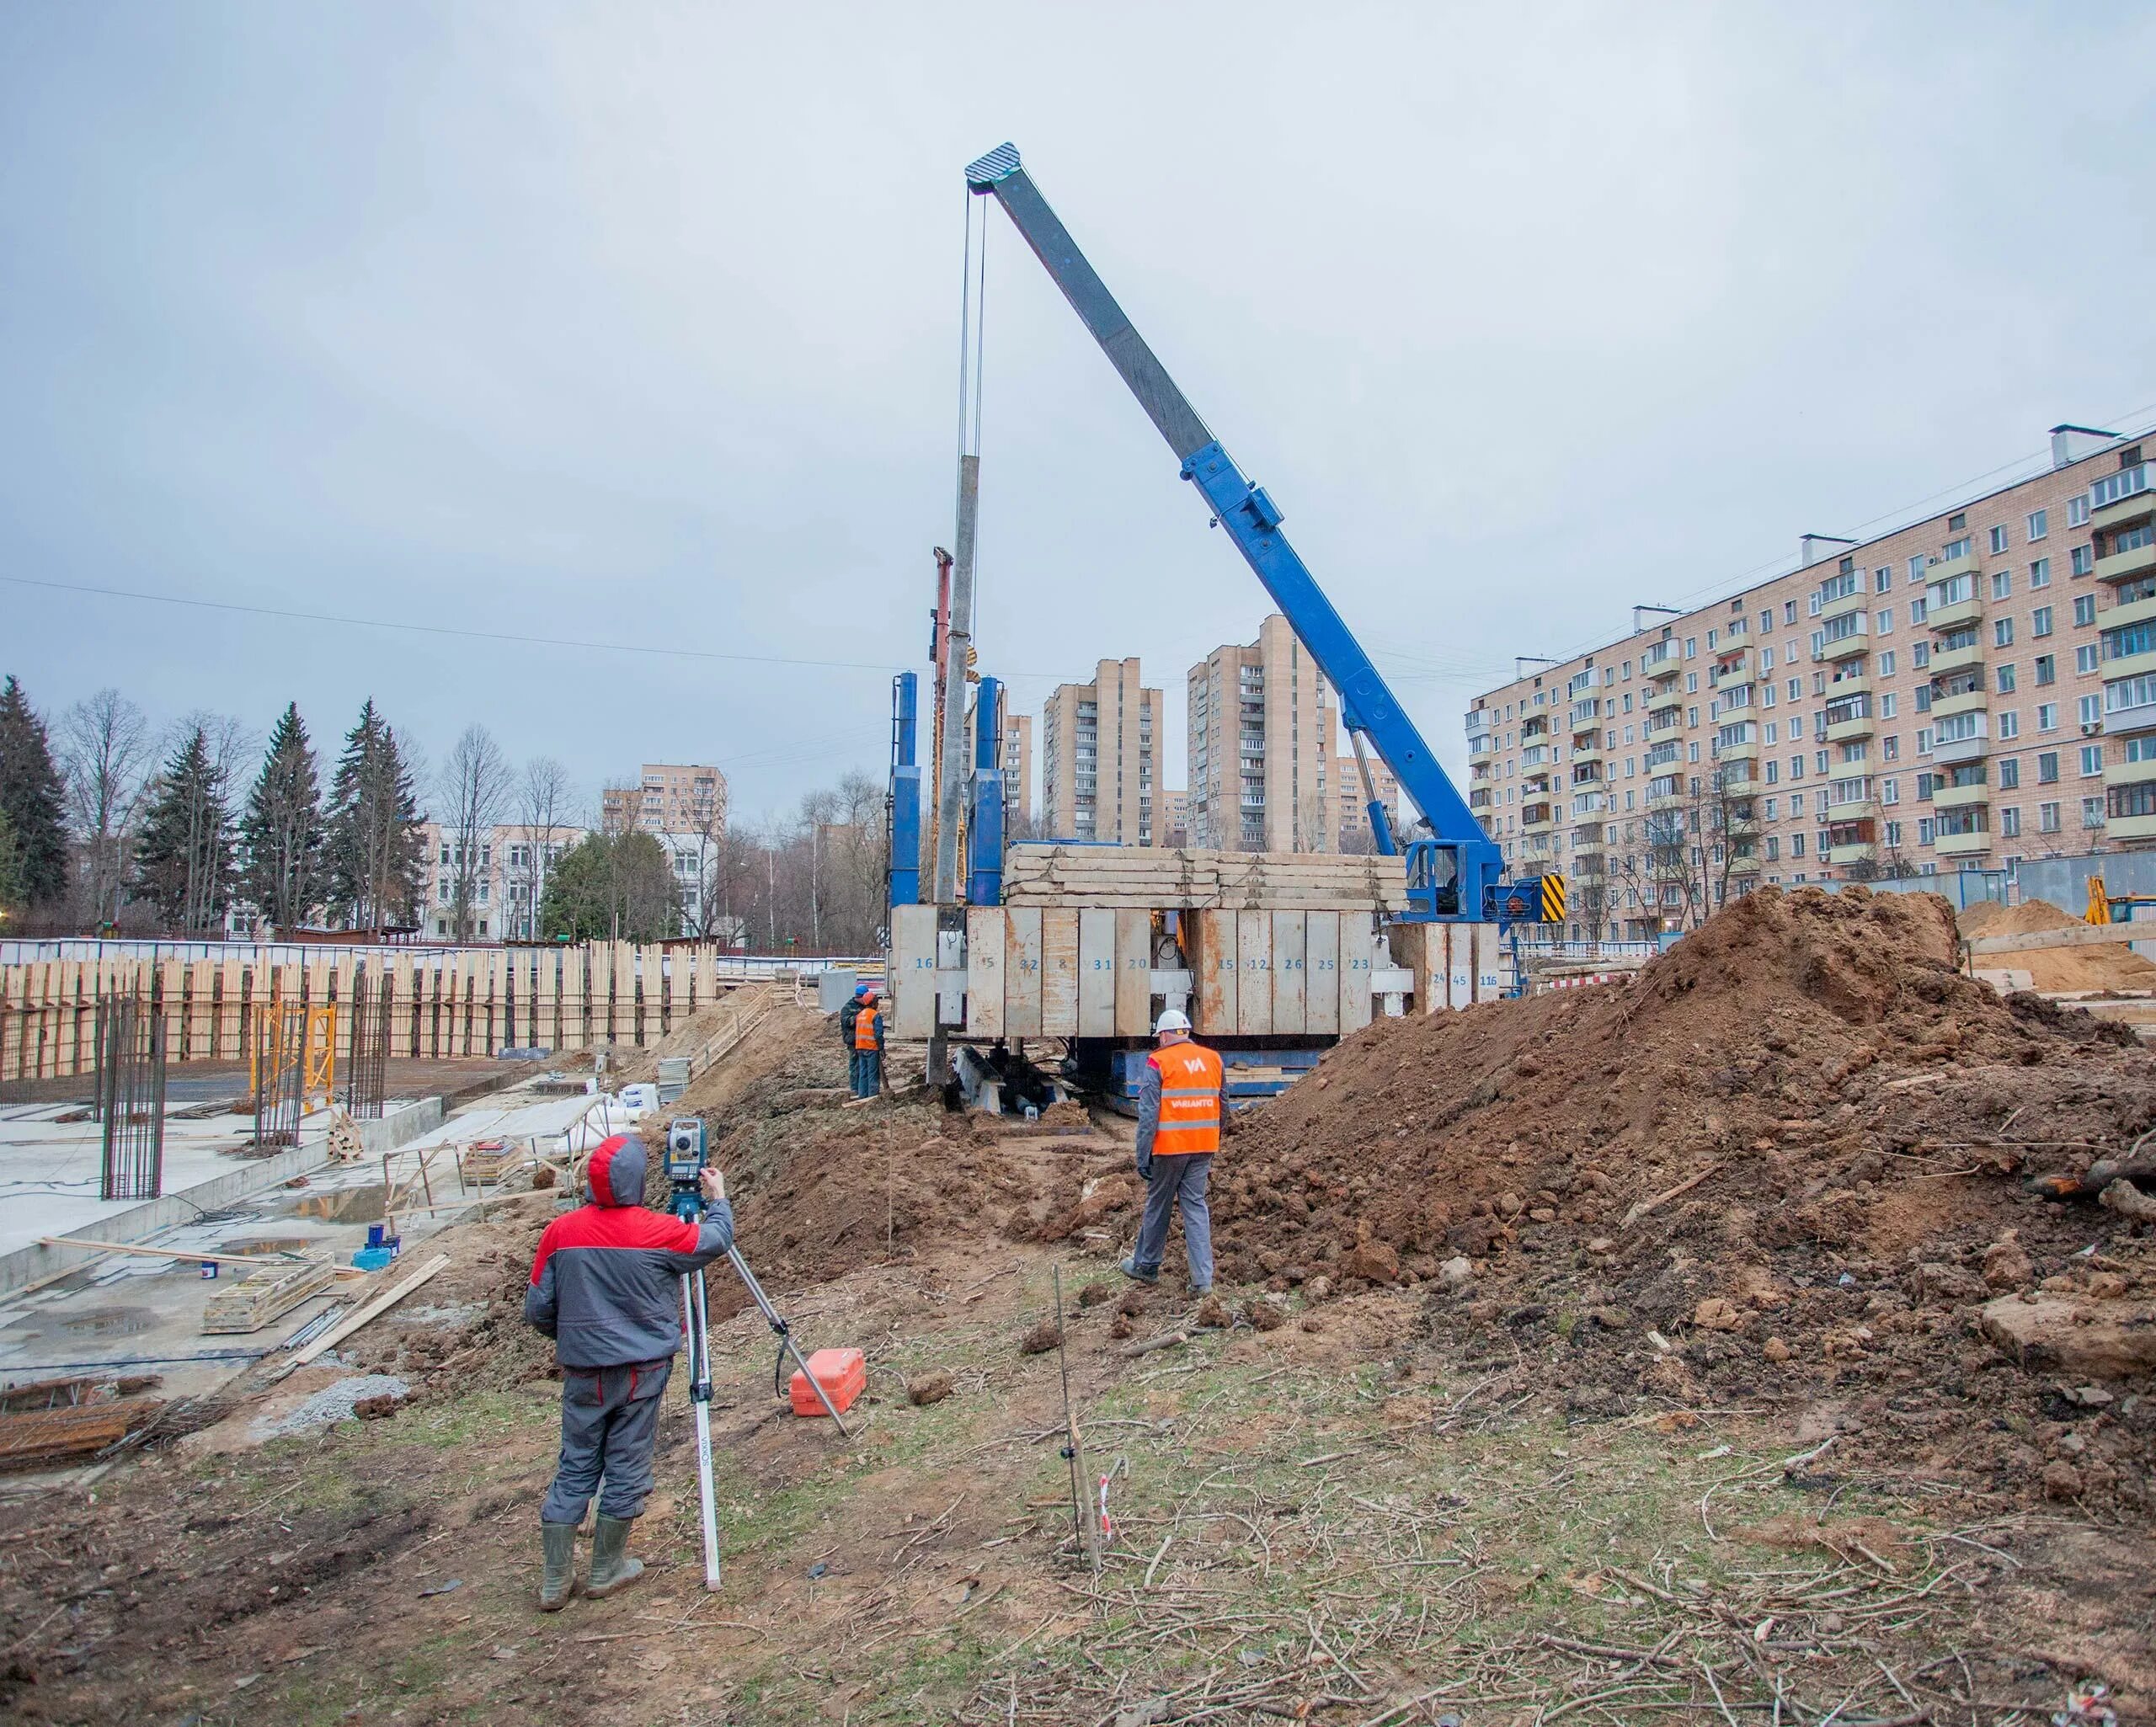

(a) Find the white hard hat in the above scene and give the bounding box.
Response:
[1153,1009,1192,1035]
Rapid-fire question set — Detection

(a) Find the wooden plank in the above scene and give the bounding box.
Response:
[279,1255,450,1374]
[889,904,938,1038]
[392,954,416,1060]
[966,907,1006,1040]
[1194,909,1236,1037]
[1270,911,1305,1036]
[695,945,718,1015]
[1113,909,1151,1037]
[1340,914,1374,1032]
[1235,910,1272,1036]
[1077,909,1115,1037]
[609,942,633,1045]
[1041,909,1081,1037]
[1305,911,1340,1036]
[1003,907,1043,1039]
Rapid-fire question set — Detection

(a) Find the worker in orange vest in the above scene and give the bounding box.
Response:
[1121,1009,1226,1295]
[851,987,885,1098]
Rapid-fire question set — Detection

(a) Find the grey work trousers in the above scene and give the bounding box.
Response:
[542,1357,673,1525]
[849,1050,881,1097]
[1131,1153,1214,1290]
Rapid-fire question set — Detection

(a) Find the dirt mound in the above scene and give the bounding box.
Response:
[1960,896,2156,992]
[1139,886,2156,1507]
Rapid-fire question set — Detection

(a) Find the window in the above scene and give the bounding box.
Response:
[1765,760,1779,783]
[2081,693,2104,727]
[1908,555,1926,584]
[1918,817,1936,845]
[2039,751,2060,783]
[1764,797,1778,819]
[2038,702,2059,732]
[1686,672,1699,692]
[1945,535,1973,561]
[1684,637,1697,658]
[1879,650,1897,674]
[1912,640,1929,669]
[2029,509,2049,541]
[2075,594,2098,626]
[1991,569,2011,600]
[2001,807,2022,840]
[1790,756,1805,780]
[1765,721,1778,744]
[2129,734,2156,763]
[1917,684,1934,711]
[2034,606,2054,638]
[1790,714,1805,738]
[1815,749,1830,775]
[2069,494,2091,528]
[1783,600,1797,625]
[1875,568,1892,594]
[1883,734,1900,760]
[1881,776,1899,804]
[1996,663,2016,693]
[1876,607,1894,634]
[2083,744,2105,775]
[2079,644,2100,674]
[1998,711,2020,740]
[1787,677,1801,701]
[1881,692,1898,718]
[1910,596,1929,624]
[1791,833,1806,858]
[1995,618,2015,648]
[1707,628,1718,648]
[2072,546,2095,577]
[1990,525,2009,555]
[2031,557,2052,589]
[1765,835,1780,861]
[1760,610,1773,634]
[1886,819,1903,847]
[2085,796,2107,827]
[2035,653,2056,685]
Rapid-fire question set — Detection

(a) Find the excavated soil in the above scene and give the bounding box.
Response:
[1961,895,2156,993]
[1044,887,2156,1511]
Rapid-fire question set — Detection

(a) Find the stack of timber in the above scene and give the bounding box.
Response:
[200,1259,339,1335]
[1002,845,1407,913]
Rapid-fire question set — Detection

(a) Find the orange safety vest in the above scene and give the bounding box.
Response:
[1149,1041,1223,1156]
[853,1004,881,1052]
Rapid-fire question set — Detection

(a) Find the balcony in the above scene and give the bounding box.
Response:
[1823,669,1870,698]
[2104,695,2156,738]
[1646,682,1683,714]
[2104,754,2156,791]
[1729,850,1763,875]
[1932,718,1990,764]
[2111,811,2156,843]
[1710,648,1754,683]
[1933,779,1988,810]
[1936,827,1993,859]
[1716,737,1759,762]
[1646,781,1685,811]
[1469,787,1493,810]
[2106,645,2156,683]
[1642,642,1677,674]
[2091,465,2153,532]
[1929,546,1980,586]
[1818,586,1865,625]
[1818,618,1870,661]
[1827,842,1877,867]
[1930,687,1987,720]
[1571,739,1604,765]
[2106,592,2156,632]
[1927,592,1983,632]
[1824,712,1876,744]
[1929,640,1982,674]
[2096,538,2156,584]
[1521,804,1554,834]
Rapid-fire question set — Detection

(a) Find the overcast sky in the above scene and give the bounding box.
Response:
[3,4,2152,832]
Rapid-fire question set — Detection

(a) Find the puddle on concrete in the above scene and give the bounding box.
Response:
[57,1307,156,1339]
[281,1186,389,1223]
[215,1236,318,1258]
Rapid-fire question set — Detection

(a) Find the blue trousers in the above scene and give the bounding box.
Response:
[1131,1154,1214,1290]
[542,1357,672,1525]
[849,1050,881,1096]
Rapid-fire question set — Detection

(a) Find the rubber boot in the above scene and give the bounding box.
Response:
[584,1514,645,1599]
[538,1522,577,1612]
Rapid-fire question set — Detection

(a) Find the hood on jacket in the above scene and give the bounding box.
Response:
[586,1133,648,1207]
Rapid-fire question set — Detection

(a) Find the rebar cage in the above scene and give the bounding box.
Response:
[344,966,390,1120]
[95,994,166,1200]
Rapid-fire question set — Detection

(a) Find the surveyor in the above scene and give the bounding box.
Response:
[1121,1008,1227,1296]
[524,1131,733,1611]
[851,985,886,1097]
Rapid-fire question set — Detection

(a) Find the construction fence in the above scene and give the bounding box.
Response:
[0,941,831,1085]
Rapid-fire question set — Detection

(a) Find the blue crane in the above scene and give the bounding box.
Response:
[963,144,1555,925]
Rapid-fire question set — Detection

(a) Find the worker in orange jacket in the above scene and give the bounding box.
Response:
[851,987,885,1098]
[1121,1009,1226,1295]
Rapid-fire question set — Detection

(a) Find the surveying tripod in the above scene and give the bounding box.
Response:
[663,1118,851,1591]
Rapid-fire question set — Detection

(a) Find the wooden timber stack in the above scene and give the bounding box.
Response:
[1001,845,1407,912]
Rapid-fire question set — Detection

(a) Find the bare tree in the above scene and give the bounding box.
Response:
[59,689,154,929]
[515,756,574,939]
[439,725,511,941]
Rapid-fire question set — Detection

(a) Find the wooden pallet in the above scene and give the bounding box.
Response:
[200,1259,338,1335]
[459,1138,526,1185]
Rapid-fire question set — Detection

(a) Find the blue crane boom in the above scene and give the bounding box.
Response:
[963,143,1508,922]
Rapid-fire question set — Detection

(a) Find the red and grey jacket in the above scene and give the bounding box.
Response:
[524,1133,734,1368]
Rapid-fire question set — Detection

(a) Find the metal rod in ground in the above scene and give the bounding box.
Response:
[1051,1264,1101,1584]
[679,1267,722,1591]
[726,1245,850,1436]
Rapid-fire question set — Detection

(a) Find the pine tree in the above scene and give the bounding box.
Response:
[237,702,324,931]
[325,701,425,930]
[0,807,26,919]
[132,726,236,934]
[0,676,69,909]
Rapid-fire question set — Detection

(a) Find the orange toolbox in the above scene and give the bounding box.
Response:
[788,1347,866,1417]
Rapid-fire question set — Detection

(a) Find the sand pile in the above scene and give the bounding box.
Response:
[1959,896,2156,993]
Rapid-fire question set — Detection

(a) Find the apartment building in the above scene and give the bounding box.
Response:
[600,763,728,840]
[1163,788,1191,849]
[1465,423,2156,939]
[1039,659,1161,845]
[416,821,585,941]
[1333,749,1402,852]
[1187,615,1336,851]
[1001,711,1035,831]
